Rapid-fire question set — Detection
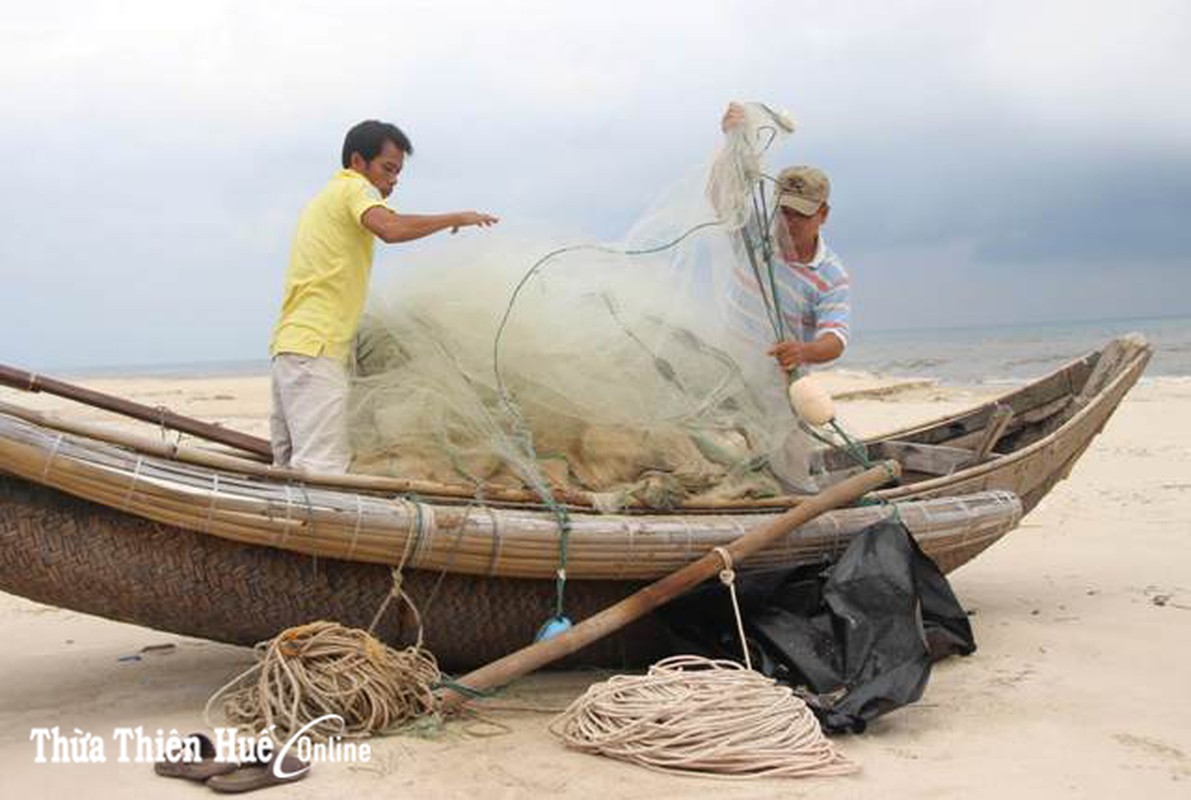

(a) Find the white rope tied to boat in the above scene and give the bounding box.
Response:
[713,545,752,670]
[549,655,857,779]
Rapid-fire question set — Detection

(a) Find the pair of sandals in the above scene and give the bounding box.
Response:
[154,732,310,793]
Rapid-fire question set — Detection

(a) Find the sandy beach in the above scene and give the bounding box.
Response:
[1,371,1188,798]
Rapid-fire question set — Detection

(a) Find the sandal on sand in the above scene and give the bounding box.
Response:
[206,752,310,794]
[153,732,239,781]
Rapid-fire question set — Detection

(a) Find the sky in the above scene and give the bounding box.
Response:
[1,0,1189,370]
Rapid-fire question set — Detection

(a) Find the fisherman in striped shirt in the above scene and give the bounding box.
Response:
[720,103,851,372]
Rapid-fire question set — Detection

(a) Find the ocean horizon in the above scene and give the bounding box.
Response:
[844,314,1190,384]
[46,314,1191,386]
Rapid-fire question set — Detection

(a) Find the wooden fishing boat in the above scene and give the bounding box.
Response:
[0,336,1150,669]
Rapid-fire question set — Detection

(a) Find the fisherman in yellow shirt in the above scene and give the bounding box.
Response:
[269,120,498,473]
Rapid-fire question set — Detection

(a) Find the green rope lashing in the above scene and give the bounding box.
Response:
[828,419,874,469]
[858,493,904,525]
[431,677,494,700]
[533,496,574,642]
[739,171,787,346]
[550,502,572,620]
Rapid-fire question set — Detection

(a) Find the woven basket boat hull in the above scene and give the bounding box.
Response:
[0,477,1022,669]
[0,337,1150,669]
[0,476,663,668]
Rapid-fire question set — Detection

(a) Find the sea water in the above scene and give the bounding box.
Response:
[842,315,1191,385]
[60,315,1191,387]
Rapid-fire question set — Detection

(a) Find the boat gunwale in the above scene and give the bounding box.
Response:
[873,340,1149,502]
[866,349,1095,444]
[0,421,1024,579]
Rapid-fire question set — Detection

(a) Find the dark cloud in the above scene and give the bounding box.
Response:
[824,143,1191,264]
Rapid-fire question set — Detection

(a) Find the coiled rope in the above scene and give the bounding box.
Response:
[207,619,441,740]
[549,655,857,779]
[547,547,858,780]
[205,564,443,740]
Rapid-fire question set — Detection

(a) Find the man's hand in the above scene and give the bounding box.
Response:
[768,335,845,370]
[768,340,809,371]
[450,211,500,233]
[721,102,745,133]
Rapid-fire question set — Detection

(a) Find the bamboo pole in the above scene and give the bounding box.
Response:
[0,363,273,459]
[439,460,900,707]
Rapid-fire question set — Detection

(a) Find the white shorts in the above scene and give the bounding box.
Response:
[269,353,352,474]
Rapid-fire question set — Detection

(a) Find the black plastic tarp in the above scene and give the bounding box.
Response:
[659,519,975,733]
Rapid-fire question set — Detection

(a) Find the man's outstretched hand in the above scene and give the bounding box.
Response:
[451,211,500,233]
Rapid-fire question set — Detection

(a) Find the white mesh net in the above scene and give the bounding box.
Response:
[347,103,822,511]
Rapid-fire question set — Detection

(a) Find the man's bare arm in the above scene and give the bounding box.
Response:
[361,207,499,244]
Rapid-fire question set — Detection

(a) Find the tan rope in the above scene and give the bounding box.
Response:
[205,562,442,740]
[549,655,857,779]
[205,620,441,740]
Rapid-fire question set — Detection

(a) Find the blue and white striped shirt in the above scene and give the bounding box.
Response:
[725,235,851,354]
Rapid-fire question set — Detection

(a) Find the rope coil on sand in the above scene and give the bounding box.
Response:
[207,620,441,740]
[549,655,857,779]
[206,567,442,740]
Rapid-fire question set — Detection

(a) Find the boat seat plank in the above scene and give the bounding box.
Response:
[972,404,1014,460]
[944,394,1071,452]
[868,440,979,477]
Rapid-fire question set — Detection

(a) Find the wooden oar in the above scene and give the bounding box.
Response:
[439,460,900,708]
[0,363,273,460]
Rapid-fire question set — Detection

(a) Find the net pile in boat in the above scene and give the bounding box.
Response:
[348,103,825,512]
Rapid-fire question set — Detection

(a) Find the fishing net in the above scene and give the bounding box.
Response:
[347,103,823,511]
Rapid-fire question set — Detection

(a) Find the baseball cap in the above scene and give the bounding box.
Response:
[775,166,830,216]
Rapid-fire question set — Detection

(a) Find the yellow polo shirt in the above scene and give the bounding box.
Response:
[269,169,388,361]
